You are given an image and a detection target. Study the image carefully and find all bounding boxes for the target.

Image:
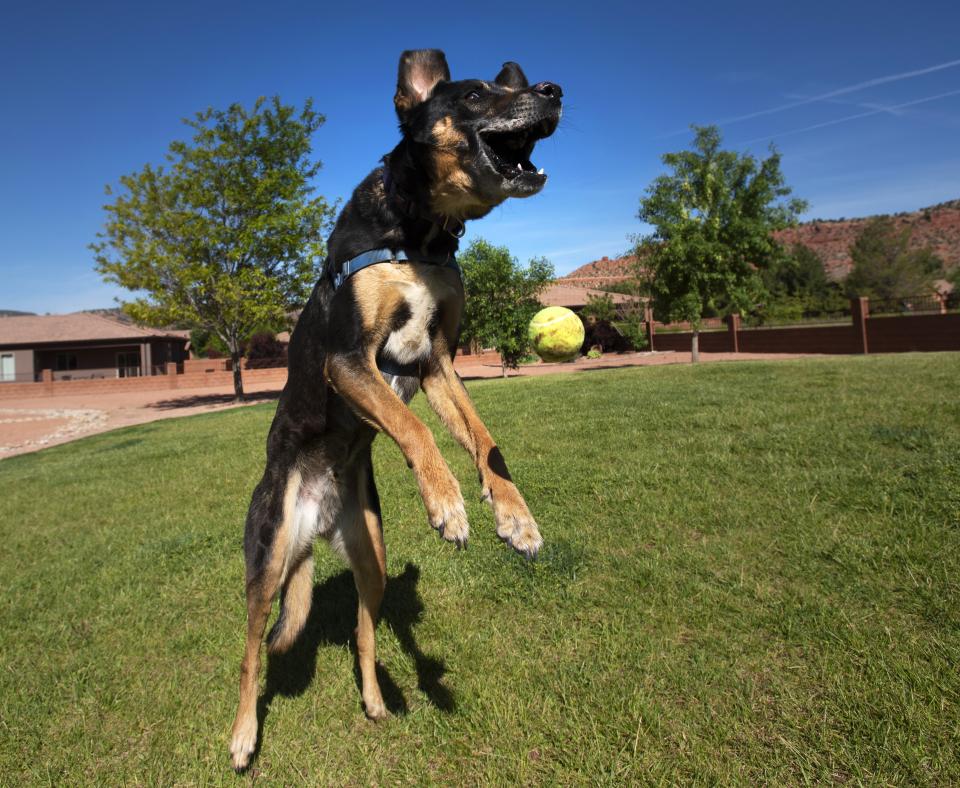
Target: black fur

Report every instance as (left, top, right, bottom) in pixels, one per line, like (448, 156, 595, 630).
(231, 49, 561, 771)
(243, 51, 561, 582)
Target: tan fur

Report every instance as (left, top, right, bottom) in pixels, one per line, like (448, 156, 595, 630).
(431, 116, 466, 149)
(428, 119, 485, 219)
(345, 464, 388, 719)
(230, 467, 301, 769)
(267, 553, 314, 654)
(421, 338, 542, 553)
(431, 150, 486, 219)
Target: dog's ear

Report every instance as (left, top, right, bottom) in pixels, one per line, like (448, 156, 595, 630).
(395, 49, 450, 118)
(494, 61, 529, 89)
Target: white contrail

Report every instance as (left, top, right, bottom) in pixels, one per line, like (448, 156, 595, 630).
(661, 57, 960, 136)
(737, 88, 960, 145)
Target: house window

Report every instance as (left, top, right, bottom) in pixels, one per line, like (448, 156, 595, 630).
(56, 353, 78, 371)
(116, 351, 141, 378)
(0, 353, 14, 382)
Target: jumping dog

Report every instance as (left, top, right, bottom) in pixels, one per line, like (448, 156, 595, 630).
(229, 49, 562, 770)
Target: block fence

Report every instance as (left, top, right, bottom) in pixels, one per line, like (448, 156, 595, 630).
(644, 298, 960, 355)
(0, 362, 287, 400)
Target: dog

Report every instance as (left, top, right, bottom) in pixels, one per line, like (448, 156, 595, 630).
(229, 49, 562, 770)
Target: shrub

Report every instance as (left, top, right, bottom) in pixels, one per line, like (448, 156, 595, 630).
(245, 332, 287, 367)
(581, 319, 634, 353)
(581, 293, 617, 322)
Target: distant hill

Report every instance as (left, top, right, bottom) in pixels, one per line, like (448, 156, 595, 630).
(561, 255, 637, 287)
(561, 199, 960, 286)
(80, 307, 138, 325)
(774, 199, 960, 280)
(0, 310, 36, 317)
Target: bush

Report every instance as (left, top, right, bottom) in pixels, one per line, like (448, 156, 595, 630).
(245, 332, 287, 367)
(581, 293, 617, 322)
(619, 318, 648, 351)
(581, 319, 634, 353)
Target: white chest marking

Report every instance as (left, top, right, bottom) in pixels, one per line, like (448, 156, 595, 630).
(383, 281, 437, 364)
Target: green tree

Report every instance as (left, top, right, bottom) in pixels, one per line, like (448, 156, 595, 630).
(92, 96, 336, 399)
(459, 239, 554, 377)
(844, 217, 943, 300)
(580, 292, 617, 322)
(636, 125, 807, 360)
(758, 243, 846, 321)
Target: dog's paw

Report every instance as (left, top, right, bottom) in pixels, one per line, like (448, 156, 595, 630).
(423, 471, 469, 548)
(429, 494, 469, 548)
(229, 715, 258, 771)
(494, 497, 542, 559)
(364, 695, 390, 721)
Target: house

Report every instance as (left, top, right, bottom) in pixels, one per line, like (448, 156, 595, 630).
(0, 313, 190, 383)
(539, 282, 641, 312)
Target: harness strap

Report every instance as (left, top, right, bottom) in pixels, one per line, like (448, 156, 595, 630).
(330, 247, 460, 290)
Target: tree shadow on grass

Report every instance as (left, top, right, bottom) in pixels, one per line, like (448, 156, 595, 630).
(249, 563, 453, 763)
(150, 389, 282, 410)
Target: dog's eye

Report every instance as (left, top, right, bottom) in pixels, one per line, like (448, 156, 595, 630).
(464, 90, 481, 101)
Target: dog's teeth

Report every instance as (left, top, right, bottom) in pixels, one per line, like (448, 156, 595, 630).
(537, 168, 545, 175)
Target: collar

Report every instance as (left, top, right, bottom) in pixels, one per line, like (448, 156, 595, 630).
(382, 167, 466, 239)
(330, 247, 460, 291)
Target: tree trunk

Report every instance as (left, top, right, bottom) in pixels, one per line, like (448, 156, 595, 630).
(501, 360, 508, 378)
(691, 330, 700, 363)
(231, 349, 245, 401)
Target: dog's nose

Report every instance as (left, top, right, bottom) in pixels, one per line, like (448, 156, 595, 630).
(532, 81, 562, 100)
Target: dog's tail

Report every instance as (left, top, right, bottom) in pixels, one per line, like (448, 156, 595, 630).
(267, 555, 314, 654)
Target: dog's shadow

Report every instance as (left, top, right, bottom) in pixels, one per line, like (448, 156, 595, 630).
(255, 562, 453, 741)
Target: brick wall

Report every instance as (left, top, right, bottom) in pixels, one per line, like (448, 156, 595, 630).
(0, 364, 287, 400)
(648, 308, 960, 356)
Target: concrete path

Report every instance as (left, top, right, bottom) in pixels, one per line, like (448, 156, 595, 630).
(0, 351, 811, 460)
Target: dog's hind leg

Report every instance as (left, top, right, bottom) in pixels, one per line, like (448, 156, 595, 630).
(338, 459, 388, 720)
(267, 551, 314, 655)
(230, 468, 301, 771)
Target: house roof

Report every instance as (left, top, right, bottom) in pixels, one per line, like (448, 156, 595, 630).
(0, 312, 191, 347)
(540, 283, 640, 309)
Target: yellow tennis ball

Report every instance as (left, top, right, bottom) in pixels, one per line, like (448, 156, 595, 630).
(528, 306, 585, 362)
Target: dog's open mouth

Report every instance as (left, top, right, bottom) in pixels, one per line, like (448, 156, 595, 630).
(479, 119, 554, 183)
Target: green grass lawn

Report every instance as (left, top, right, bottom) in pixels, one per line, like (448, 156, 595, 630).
(1, 354, 958, 784)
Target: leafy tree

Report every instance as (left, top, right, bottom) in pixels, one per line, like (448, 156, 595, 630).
(636, 125, 807, 360)
(189, 327, 229, 359)
(459, 238, 554, 377)
(758, 243, 846, 321)
(92, 96, 336, 399)
(844, 217, 943, 300)
(580, 292, 617, 322)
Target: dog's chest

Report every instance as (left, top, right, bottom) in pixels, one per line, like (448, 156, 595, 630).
(382, 280, 438, 366)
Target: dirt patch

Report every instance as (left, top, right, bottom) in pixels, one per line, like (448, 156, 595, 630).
(0, 408, 109, 454)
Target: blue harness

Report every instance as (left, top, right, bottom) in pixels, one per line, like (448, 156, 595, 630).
(329, 247, 460, 291)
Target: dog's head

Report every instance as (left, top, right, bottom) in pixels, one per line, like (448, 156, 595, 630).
(394, 49, 562, 220)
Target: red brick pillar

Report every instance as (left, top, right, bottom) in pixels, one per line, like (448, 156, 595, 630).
(851, 297, 869, 354)
(166, 362, 178, 388)
(644, 304, 655, 351)
(726, 314, 741, 353)
(42, 368, 54, 395)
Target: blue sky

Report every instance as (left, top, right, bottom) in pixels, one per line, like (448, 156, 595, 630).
(2, 0, 959, 313)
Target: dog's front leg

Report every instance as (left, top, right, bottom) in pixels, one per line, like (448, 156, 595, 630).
(326, 352, 469, 546)
(420, 348, 542, 558)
